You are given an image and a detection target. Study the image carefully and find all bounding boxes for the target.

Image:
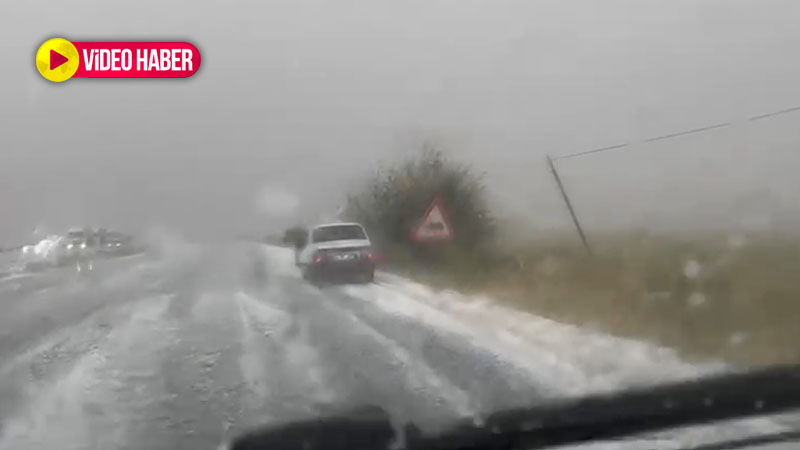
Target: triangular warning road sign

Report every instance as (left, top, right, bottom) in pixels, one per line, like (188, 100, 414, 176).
(412, 197, 453, 242)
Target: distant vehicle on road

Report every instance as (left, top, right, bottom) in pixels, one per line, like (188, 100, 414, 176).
(57, 228, 97, 263)
(97, 230, 136, 256)
(294, 222, 378, 283)
(55, 227, 139, 265)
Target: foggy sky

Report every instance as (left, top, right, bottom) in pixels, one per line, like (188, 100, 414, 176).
(2, 0, 800, 244)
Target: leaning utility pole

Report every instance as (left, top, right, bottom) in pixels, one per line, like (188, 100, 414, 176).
(546, 155, 591, 254)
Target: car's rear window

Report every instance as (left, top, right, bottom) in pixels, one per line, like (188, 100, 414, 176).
(312, 225, 366, 243)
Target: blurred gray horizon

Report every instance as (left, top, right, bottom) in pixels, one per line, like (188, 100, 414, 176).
(3, 0, 800, 245)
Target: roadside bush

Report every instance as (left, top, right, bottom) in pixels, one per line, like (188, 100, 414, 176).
(345, 146, 495, 266)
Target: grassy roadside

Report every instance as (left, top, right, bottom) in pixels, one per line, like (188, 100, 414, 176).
(382, 231, 800, 366)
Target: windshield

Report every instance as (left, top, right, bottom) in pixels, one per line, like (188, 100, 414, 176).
(4, 2, 800, 450)
(312, 225, 367, 243)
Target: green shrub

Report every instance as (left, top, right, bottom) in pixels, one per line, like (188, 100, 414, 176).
(345, 145, 495, 267)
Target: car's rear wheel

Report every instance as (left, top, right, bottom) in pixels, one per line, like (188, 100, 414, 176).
(360, 269, 375, 284)
(301, 265, 317, 282)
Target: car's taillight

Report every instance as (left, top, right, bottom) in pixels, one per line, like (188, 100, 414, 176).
(312, 252, 324, 264)
(366, 251, 379, 263)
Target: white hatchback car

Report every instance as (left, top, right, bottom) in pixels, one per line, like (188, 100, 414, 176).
(295, 222, 378, 283)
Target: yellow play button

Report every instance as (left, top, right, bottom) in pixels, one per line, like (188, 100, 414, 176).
(35, 38, 80, 82)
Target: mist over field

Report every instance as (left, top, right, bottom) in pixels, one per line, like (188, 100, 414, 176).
(3, 0, 800, 243)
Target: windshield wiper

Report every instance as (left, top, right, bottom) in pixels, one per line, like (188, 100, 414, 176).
(683, 430, 800, 450)
(230, 405, 394, 450)
(230, 365, 800, 450)
(412, 364, 800, 450)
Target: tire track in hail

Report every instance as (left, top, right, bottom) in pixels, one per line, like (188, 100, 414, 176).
(288, 280, 547, 417)
(0, 269, 174, 431)
(0, 294, 175, 450)
(332, 282, 574, 407)
(267, 278, 478, 435)
(234, 289, 339, 423)
(137, 290, 249, 450)
(0, 256, 166, 367)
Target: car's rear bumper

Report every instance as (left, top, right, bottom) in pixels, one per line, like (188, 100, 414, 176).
(307, 260, 374, 280)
